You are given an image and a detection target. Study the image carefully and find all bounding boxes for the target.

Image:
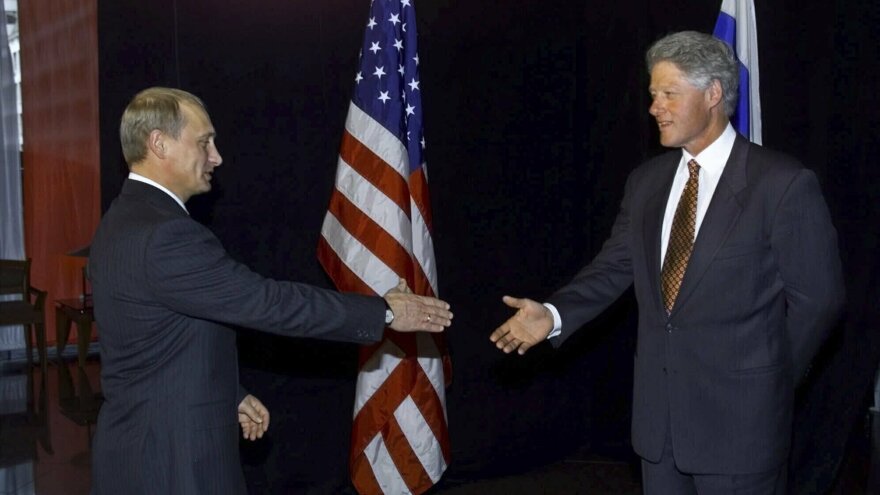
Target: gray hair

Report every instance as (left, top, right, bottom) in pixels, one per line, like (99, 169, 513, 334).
(646, 31, 739, 117)
(119, 87, 207, 166)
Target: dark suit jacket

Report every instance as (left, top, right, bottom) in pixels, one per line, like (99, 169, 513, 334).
(89, 180, 386, 494)
(546, 135, 845, 474)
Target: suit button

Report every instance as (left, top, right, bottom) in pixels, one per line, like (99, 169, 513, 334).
(665, 323, 673, 333)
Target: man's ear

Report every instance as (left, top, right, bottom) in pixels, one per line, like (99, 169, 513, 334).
(706, 79, 723, 108)
(147, 129, 167, 159)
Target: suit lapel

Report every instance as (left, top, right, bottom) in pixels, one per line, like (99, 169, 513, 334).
(670, 135, 751, 316)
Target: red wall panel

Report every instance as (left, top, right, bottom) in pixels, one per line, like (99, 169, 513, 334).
(19, 0, 100, 346)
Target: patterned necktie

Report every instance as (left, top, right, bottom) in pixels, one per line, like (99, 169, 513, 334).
(661, 159, 700, 314)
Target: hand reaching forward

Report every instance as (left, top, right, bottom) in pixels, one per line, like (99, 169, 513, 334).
(490, 296, 554, 355)
(238, 394, 270, 441)
(383, 279, 453, 333)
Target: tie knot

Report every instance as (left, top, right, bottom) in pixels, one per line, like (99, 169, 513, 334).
(687, 159, 700, 177)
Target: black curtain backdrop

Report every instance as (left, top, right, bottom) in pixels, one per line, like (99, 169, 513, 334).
(98, 1, 880, 493)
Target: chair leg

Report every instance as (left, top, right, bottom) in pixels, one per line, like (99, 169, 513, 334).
(35, 321, 48, 376)
(24, 324, 33, 368)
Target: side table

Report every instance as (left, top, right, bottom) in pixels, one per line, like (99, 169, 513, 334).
(55, 298, 94, 367)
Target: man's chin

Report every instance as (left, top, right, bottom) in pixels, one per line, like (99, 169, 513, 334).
(658, 135, 680, 149)
(192, 184, 212, 196)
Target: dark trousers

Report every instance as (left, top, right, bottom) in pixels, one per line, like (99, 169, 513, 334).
(641, 430, 787, 495)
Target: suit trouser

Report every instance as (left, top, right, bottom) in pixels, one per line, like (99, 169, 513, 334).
(641, 427, 787, 495)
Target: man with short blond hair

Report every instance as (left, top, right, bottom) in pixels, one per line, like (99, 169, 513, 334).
(90, 87, 453, 494)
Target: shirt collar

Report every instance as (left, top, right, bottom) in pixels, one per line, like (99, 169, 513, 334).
(128, 172, 189, 214)
(681, 123, 736, 175)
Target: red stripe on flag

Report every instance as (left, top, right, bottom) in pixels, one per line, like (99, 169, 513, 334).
(317, 236, 386, 368)
(316, 236, 375, 296)
(350, 453, 383, 495)
(412, 366, 452, 462)
(351, 356, 418, 455)
(384, 415, 434, 493)
(350, 353, 449, 459)
(409, 167, 433, 232)
(326, 191, 415, 285)
(351, 354, 433, 446)
(323, 186, 434, 301)
(349, 356, 448, 494)
(340, 131, 411, 219)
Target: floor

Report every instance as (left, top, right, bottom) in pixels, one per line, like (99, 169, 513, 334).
(0, 354, 873, 495)
(0, 357, 99, 495)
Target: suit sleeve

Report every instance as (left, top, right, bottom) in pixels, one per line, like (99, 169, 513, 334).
(143, 216, 386, 344)
(545, 173, 636, 345)
(771, 169, 845, 381)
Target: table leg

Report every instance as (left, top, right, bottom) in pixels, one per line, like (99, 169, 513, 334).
(35, 321, 48, 376)
(76, 320, 91, 367)
(56, 308, 71, 363)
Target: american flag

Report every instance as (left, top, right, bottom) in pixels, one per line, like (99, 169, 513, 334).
(713, 0, 762, 144)
(317, 1, 451, 493)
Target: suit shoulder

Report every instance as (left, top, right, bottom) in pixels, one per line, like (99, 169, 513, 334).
(746, 143, 807, 177)
(743, 144, 831, 204)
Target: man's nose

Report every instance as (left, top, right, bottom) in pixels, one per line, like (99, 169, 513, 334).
(210, 147, 223, 167)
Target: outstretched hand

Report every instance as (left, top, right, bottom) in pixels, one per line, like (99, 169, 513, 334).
(238, 394, 270, 441)
(489, 295, 554, 355)
(383, 279, 453, 333)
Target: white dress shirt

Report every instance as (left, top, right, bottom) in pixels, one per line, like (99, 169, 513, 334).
(546, 124, 737, 337)
(659, 124, 736, 264)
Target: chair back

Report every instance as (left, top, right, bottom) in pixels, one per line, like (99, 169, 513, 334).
(0, 259, 30, 297)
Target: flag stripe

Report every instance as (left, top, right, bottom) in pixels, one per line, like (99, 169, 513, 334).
(351, 346, 450, 467)
(352, 339, 405, 419)
(328, 190, 414, 282)
(410, 198, 437, 295)
(321, 198, 435, 308)
(317, 237, 376, 296)
(409, 167, 433, 231)
(335, 153, 412, 248)
(413, 339, 452, 461)
(340, 128, 411, 218)
(351, 456, 383, 495)
(345, 103, 408, 178)
(351, 336, 446, 424)
(355, 435, 405, 495)
(393, 398, 442, 487)
(320, 212, 395, 296)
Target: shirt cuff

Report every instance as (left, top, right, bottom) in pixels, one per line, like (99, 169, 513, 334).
(543, 303, 562, 339)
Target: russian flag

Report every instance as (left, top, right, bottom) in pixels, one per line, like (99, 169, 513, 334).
(713, 0, 762, 144)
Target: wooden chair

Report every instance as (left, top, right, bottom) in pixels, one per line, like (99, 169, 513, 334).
(0, 259, 48, 375)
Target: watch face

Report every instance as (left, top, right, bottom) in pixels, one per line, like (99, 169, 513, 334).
(385, 309, 394, 324)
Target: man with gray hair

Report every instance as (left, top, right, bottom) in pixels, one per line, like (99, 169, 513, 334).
(490, 31, 844, 494)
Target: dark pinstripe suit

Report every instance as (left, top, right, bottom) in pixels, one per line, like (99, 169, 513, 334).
(547, 135, 844, 475)
(89, 180, 385, 494)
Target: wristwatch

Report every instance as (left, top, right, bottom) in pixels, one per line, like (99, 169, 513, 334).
(384, 305, 395, 325)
